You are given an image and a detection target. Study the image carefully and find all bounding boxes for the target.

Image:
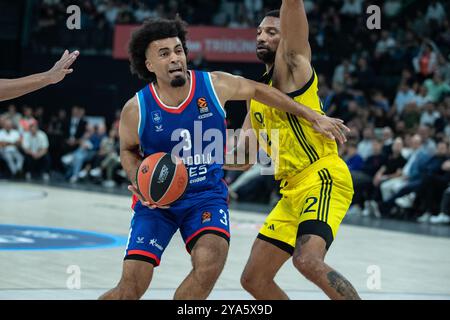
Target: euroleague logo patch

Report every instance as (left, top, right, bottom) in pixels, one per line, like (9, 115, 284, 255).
(141, 165, 149, 174)
(197, 97, 209, 114)
(201, 211, 212, 224)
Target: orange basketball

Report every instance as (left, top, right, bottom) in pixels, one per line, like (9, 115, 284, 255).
(136, 152, 188, 206)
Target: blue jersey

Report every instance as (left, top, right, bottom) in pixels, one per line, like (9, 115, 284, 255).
(136, 70, 227, 194)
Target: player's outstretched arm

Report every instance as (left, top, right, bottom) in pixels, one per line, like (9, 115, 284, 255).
(280, 0, 310, 59)
(0, 50, 79, 102)
(212, 71, 349, 144)
(277, 0, 312, 86)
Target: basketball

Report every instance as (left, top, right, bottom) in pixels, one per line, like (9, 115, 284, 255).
(136, 152, 188, 206)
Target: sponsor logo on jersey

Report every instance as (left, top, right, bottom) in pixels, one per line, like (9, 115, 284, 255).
(136, 236, 144, 244)
(197, 97, 209, 114)
(149, 238, 164, 251)
(151, 110, 162, 124)
(155, 124, 164, 132)
(201, 211, 212, 223)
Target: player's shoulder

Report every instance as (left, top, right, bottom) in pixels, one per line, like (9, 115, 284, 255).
(120, 95, 139, 122)
(123, 95, 139, 112)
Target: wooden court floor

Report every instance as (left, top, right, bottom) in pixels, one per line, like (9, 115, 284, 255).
(0, 182, 449, 300)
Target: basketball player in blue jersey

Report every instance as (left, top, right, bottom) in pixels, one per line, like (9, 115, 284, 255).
(0, 50, 79, 102)
(99, 17, 348, 300)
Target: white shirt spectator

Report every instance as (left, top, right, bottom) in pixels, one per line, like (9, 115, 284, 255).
(357, 139, 373, 161)
(394, 88, 416, 115)
(420, 110, 441, 127)
(135, 7, 156, 22)
(332, 61, 355, 87)
(22, 130, 49, 154)
(426, 1, 446, 24)
(411, 92, 432, 108)
(0, 128, 21, 152)
(376, 35, 396, 55)
(340, 0, 363, 16)
(244, 0, 263, 19)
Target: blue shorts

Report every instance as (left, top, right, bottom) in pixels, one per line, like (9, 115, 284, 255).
(124, 182, 230, 266)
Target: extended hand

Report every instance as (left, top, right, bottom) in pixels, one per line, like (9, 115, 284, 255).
(312, 115, 350, 144)
(127, 184, 170, 209)
(46, 50, 80, 84)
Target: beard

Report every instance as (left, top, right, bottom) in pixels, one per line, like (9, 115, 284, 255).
(170, 75, 187, 87)
(256, 49, 276, 64)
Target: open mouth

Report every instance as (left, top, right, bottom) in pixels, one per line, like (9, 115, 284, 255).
(169, 68, 183, 75)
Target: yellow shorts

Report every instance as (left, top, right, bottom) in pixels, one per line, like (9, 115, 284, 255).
(258, 154, 354, 254)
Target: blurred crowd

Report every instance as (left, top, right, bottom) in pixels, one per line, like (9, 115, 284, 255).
(4, 0, 448, 224)
(0, 104, 125, 188)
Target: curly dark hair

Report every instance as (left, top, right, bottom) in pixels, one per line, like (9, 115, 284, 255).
(128, 17, 189, 82)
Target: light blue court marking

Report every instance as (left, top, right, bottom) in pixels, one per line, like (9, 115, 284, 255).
(0, 224, 127, 251)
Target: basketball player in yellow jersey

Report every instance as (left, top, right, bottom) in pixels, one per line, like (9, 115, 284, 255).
(238, 1, 360, 299)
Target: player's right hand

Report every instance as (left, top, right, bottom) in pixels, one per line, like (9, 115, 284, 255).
(127, 184, 170, 209)
(46, 49, 80, 84)
(312, 115, 350, 144)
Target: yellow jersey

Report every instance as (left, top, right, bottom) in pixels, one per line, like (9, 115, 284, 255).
(250, 67, 338, 181)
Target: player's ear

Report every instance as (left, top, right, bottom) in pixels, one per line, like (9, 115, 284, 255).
(146, 59, 154, 73)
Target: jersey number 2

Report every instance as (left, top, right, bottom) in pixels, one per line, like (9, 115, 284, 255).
(303, 197, 318, 214)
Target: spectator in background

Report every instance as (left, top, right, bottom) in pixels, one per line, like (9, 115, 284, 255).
(332, 59, 355, 88)
(357, 127, 375, 161)
(425, 0, 446, 26)
(18, 106, 37, 134)
(352, 140, 386, 217)
(33, 107, 45, 128)
(436, 55, 450, 84)
(392, 83, 416, 117)
(375, 30, 396, 58)
(413, 42, 438, 80)
(134, 2, 156, 22)
(418, 125, 437, 154)
(383, 0, 402, 18)
(343, 141, 364, 215)
(420, 102, 441, 127)
(0, 118, 24, 177)
(370, 137, 407, 217)
(381, 126, 394, 155)
(64, 105, 87, 154)
(340, 0, 363, 16)
(89, 127, 121, 188)
(75, 124, 107, 182)
(371, 90, 390, 113)
(4, 104, 22, 128)
(380, 134, 431, 215)
(21, 121, 50, 181)
(430, 184, 450, 224)
(62, 124, 98, 183)
(423, 73, 450, 103)
(411, 85, 432, 108)
(47, 109, 68, 172)
(415, 143, 450, 222)
(352, 57, 375, 92)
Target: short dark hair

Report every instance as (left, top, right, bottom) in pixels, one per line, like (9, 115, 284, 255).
(265, 10, 280, 18)
(128, 17, 189, 82)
